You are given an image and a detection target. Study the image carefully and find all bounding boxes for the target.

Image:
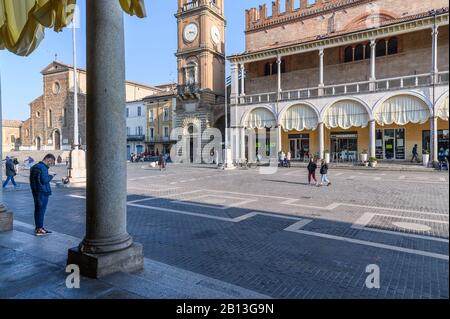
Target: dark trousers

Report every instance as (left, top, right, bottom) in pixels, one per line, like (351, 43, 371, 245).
(308, 171, 317, 183)
(2, 176, 17, 188)
(411, 154, 419, 162)
(33, 192, 49, 229)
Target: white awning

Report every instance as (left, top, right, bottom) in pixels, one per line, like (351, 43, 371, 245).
(281, 104, 318, 131)
(324, 100, 369, 129)
(375, 95, 430, 125)
(437, 96, 449, 121)
(245, 108, 276, 129)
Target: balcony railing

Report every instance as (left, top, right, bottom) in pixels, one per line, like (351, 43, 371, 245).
(182, 0, 199, 11)
(127, 135, 145, 142)
(177, 83, 200, 96)
(181, 0, 222, 14)
(237, 71, 449, 105)
(146, 137, 175, 144)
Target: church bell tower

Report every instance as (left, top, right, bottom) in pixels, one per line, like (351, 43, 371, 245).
(175, 0, 226, 145)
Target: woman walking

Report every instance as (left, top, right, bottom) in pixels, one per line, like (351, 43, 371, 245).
(319, 159, 331, 186)
(307, 157, 317, 185)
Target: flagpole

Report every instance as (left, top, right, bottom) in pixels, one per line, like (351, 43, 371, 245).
(72, 12, 79, 148)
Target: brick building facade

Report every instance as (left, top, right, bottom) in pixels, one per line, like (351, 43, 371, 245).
(20, 61, 163, 151)
(229, 0, 449, 164)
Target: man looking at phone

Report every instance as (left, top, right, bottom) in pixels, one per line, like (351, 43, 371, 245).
(30, 154, 57, 236)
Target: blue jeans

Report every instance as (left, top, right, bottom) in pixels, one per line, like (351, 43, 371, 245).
(321, 174, 330, 184)
(2, 176, 17, 188)
(33, 192, 49, 229)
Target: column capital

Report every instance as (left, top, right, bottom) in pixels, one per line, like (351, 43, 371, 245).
(230, 63, 239, 70)
(370, 39, 376, 47)
(318, 48, 324, 56)
(276, 56, 282, 64)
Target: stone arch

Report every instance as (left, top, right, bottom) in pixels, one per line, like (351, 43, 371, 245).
(278, 102, 320, 131)
(321, 97, 372, 129)
(240, 105, 276, 127)
(52, 129, 61, 151)
(373, 92, 432, 126)
(436, 91, 449, 121)
(35, 136, 42, 151)
(343, 10, 397, 32)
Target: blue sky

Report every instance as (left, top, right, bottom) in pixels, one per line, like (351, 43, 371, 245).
(0, 0, 300, 121)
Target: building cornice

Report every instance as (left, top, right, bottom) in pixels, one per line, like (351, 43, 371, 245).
(229, 11, 449, 64)
(176, 47, 225, 59)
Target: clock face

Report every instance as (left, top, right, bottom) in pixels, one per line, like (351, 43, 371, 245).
(183, 23, 198, 42)
(211, 25, 221, 44)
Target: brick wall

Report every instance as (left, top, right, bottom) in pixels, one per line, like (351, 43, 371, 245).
(245, 28, 449, 95)
(245, 0, 449, 52)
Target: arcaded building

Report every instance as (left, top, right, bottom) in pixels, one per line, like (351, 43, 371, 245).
(229, 0, 449, 163)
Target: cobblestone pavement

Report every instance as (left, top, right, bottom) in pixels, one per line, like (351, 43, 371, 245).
(3, 163, 449, 298)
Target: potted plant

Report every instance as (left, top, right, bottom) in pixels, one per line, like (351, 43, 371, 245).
(422, 150, 430, 167)
(360, 149, 368, 163)
(369, 157, 378, 167)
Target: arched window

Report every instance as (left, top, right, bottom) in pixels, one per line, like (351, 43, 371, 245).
(271, 62, 278, 76)
(376, 40, 386, 57)
(387, 37, 398, 55)
(354, 44, 364, 61)
(47, 109, 52, 127)
(280, 59, 286, 74)
(185, 62, 197, 85)
(11, 135, 15, 144)
(264, 63, 271, 76)
(344, 46, 353, 62)
(365, 43, 371, 59)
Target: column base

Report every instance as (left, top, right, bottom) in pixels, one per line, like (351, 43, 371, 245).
(0, 204, 13, 232)
(67, 243, 144, 278)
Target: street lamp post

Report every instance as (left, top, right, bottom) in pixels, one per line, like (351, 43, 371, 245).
(65, 10, 87, 187)
(222, 19, 235, 170)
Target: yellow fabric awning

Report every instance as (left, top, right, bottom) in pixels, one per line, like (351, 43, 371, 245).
(0, 0, 146, 56)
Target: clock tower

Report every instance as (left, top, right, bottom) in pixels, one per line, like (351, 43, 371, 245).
(175, 0, 226, 162)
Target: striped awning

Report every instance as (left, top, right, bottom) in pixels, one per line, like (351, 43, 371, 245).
(0, 0, 146, 56)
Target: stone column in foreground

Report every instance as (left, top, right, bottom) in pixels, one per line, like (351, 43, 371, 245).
(318, 122, 325, 160)
(369, 120, 376, 159)
(67, 0, 143, 278)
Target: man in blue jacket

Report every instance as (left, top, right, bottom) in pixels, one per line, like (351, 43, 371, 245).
(30, 154, 56, 236)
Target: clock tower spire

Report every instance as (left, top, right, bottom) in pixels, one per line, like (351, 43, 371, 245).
(176, 0, 225, 93)
(175, 0, 227, 163)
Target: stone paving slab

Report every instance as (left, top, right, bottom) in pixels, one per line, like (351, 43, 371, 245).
(2, 165, 448, 299)
(0, 221, 269, 299)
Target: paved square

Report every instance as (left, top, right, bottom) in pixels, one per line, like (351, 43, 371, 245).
(2, 163, 449, 298)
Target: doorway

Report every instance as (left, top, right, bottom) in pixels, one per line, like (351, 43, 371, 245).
(188, 125, 194, 163)
(330, 132, 358, 161)
(288, 134, 310, 160)
(376, 128, 405, 160)
(54, 131, 61, 150)
(36, 137, 41, 151)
